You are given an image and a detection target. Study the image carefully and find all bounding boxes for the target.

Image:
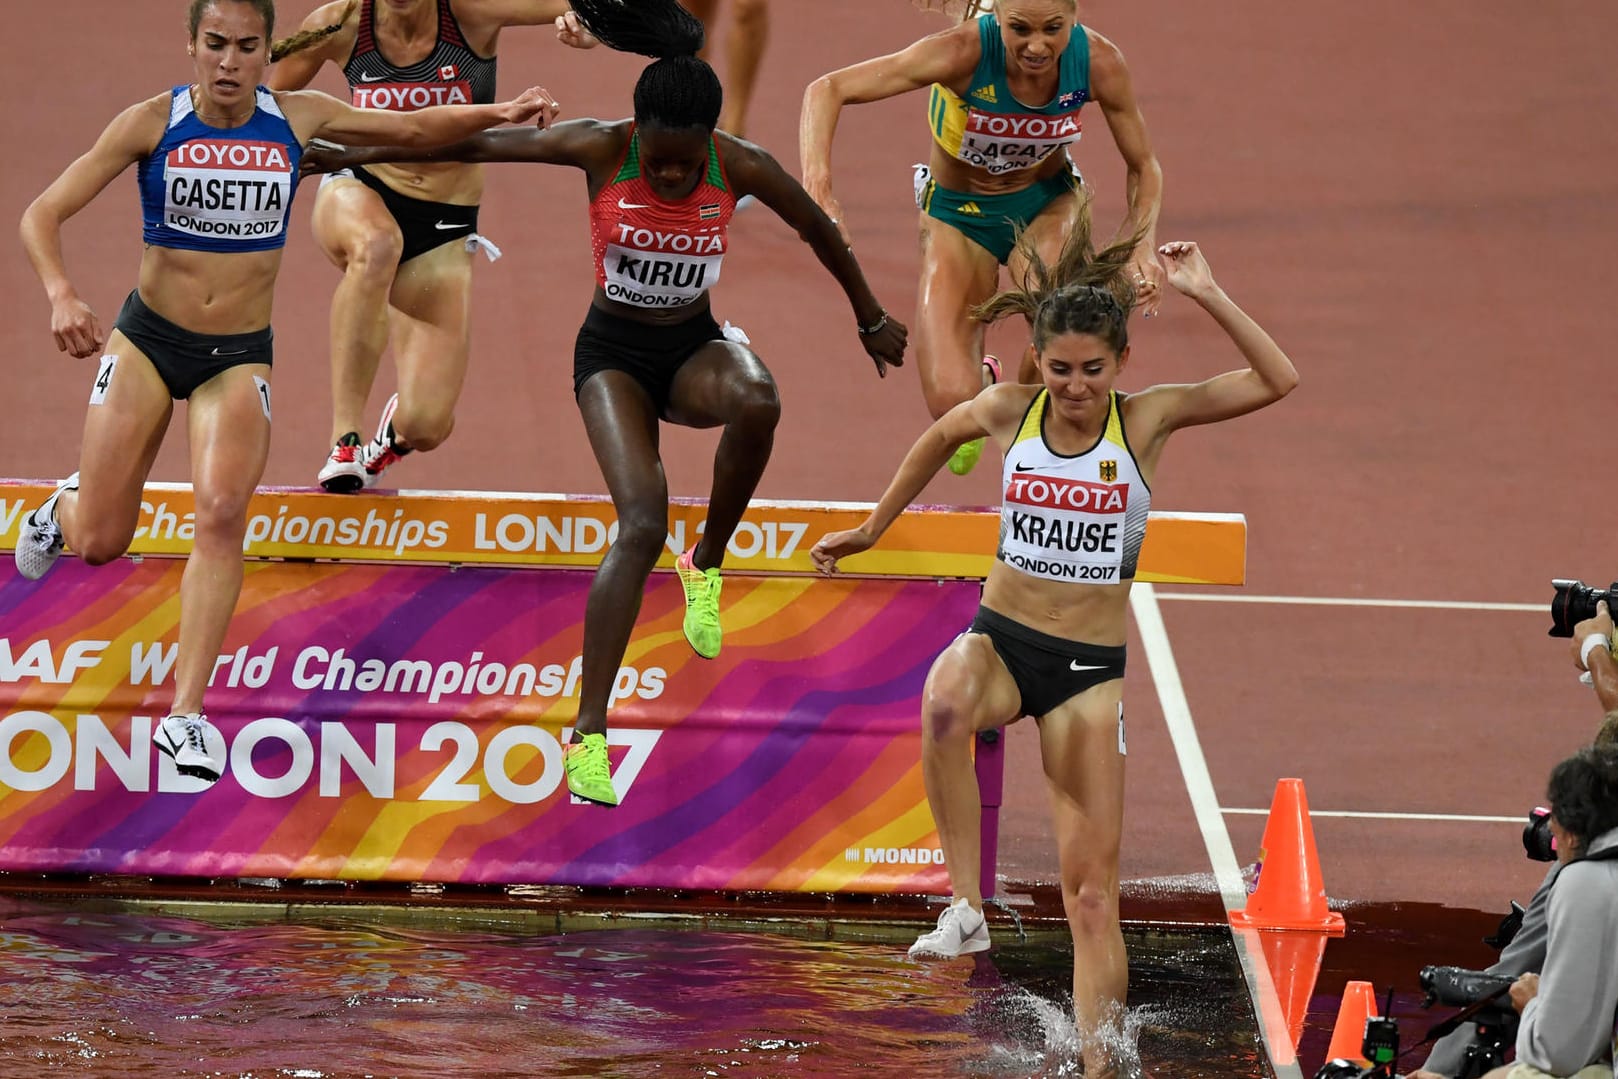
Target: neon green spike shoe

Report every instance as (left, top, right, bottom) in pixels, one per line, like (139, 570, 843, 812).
(564, 732, 618, 807)
(947, 437, 986, 476)
(675, 546, 724, 659)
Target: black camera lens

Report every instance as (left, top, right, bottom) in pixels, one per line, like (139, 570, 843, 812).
(1523, 807, 1557, 862)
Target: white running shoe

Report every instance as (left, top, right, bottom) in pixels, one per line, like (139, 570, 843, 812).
(361, 393, 410, 489)
(317, 432, 366, 493)
(13, 473, 78, 581)
(153, 712, 226, 784)
(908, 897, 990, 960)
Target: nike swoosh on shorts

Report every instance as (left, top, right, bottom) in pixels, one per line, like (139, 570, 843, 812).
(1070, 661, 1106, 672)
(211, 347, 249, 357)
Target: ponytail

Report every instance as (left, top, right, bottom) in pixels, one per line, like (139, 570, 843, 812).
(972, 195, 1143, 355)
(570, 0, 722, 130)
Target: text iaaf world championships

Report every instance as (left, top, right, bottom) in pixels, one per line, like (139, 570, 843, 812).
(0, 637, 668, 706)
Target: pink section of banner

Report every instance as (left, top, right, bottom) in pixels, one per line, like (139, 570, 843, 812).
(0, 558, 977, 893)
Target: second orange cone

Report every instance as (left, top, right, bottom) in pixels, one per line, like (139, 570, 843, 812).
(1230, 777, 1346, 932)
(1324, 980, 1380, 1063)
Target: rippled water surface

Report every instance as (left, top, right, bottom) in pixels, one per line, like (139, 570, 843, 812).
(0, 900, 1264, 1077)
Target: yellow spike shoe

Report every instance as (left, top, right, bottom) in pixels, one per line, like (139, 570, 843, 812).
(564, 732, 618, 807)
(675, 546, 724, 659)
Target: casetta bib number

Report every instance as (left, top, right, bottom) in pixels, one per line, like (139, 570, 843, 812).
(163, 139, 293, 240)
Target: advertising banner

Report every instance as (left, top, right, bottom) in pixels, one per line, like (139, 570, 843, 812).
(0, 483, 1247, 584)
(0, 559, 974, 893)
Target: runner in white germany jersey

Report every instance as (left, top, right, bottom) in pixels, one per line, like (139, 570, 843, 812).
(997, 388, 1150, 585)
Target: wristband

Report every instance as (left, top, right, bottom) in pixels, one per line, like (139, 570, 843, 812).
(1580, 632, 1610, 671)
(858, 313, 889, 337)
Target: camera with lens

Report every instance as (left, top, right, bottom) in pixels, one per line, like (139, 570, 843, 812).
(1415, 965, 1518, 1078)
(1523, 806, 1558, 862)
(1549, 578, 1618, 638)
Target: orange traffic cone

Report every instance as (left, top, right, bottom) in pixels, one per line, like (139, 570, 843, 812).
(1258, 929, 1329, 1049)
(1230, 777, 1346, 932)
(1324, 980, 1380, 1064)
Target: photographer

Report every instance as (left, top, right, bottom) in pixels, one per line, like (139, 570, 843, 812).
(1442, 746, 1618, 1079)
(1409, 604, 1618, 1079)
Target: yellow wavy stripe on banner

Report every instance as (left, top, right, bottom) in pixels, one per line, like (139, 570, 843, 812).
(793, 799, 943, 892)
(750, 738, 934, 889)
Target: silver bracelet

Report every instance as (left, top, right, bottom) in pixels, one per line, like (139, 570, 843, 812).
(858, 313, 889, 336)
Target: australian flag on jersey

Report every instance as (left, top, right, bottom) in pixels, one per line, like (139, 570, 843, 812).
(1057, 89, 1087, 109)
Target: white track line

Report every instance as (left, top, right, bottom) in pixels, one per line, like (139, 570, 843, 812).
(1155, 592, 1543, 612)
(1130, 583, 1304, 1079)
(1223, 808, 1522, 823)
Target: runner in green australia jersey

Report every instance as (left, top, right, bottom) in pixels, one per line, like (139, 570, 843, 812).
(801, 0, 1162, 476)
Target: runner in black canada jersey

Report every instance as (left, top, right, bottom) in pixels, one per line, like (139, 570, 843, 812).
(810, 205, 1298, 1078)
(302, 0, 907, 809)
(270, 0, 593, 492)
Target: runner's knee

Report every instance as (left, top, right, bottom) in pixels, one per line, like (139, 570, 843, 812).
(394, 404, 454, 451)
(191, 487, 253, 550)
(611, 497, 671, 564)
(342, 226, 403, 280)
(76, 530, 133, 567)
(1060, 875, 1119, 936)
(727, 370, 780, 430)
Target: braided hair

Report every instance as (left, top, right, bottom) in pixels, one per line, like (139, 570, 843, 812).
(569, 0, 722, 131)
(972, 195, 1143, 356)
(271, 0, 358, 62)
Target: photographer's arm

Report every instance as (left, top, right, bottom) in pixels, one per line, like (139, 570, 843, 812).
(1572, 602, 1618, 714)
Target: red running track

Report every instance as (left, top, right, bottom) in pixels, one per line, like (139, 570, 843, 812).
(3, 2, 1617, 927)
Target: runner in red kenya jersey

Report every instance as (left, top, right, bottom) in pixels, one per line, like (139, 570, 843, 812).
(303, 0, 907, 806)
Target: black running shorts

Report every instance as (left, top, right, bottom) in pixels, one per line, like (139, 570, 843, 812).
(347, 165, 478, 264)
(572, 304, 727, 417)
(967, 605, 1126, 718)
(112, 290, 273, 400)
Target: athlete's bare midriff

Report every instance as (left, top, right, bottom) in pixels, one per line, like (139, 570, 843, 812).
(980, 561, 1131, 646)
(926, 141, 1075, 199)
(135, 246, 281, 334)
(358, 158, 485, 206)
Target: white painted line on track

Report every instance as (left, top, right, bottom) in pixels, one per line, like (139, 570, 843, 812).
(1222, 808, 1522, 823)
(1155, 592, 1542, 612)
(1130, 583, 1304, 1079)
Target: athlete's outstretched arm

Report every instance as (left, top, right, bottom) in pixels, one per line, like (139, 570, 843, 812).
(810, 386, 1029, 573)
(19, 96, 165, 358)
(1088, 30, 1165, 314)
(298, 118, 611, 177)
(279, 85, 559, 150)
(798, 23, 977, 239)
(1129, 242, 1299, 438)
(725, 139, 907, 376)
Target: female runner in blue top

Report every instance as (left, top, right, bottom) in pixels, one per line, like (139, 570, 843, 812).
(800, 0, 1163, 477)
(811, 206, 1298, 1078)
(15, 0, 554, 786)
